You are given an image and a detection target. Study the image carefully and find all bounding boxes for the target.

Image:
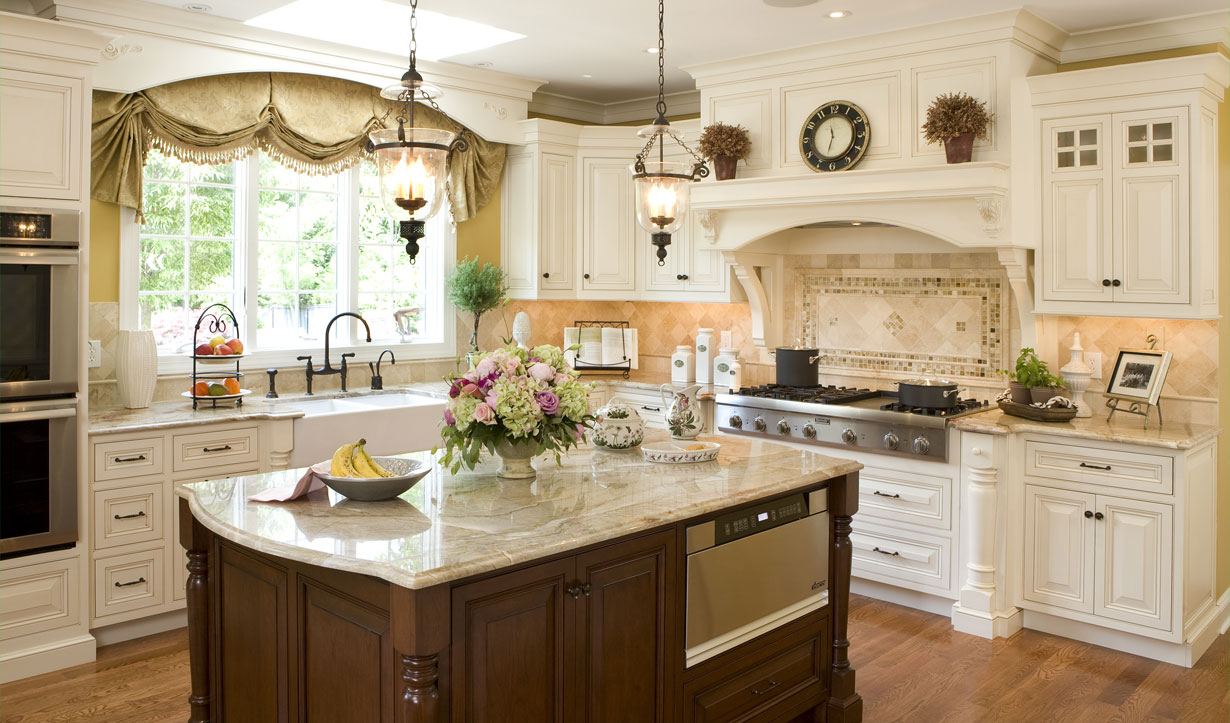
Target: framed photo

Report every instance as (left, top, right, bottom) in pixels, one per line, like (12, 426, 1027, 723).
(1105, 348, 1172, 406)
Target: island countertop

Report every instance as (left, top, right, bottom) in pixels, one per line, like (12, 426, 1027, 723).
(176, 432, 861, 590)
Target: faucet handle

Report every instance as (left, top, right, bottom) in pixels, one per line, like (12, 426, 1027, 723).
(341, 352, 356, 362)
(297, 355, 312, 363)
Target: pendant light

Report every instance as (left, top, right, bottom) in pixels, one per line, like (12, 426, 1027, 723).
(367, 0, 468, 263)
(631, 0, 708, 266)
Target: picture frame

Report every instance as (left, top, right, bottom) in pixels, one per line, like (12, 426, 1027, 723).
(1105, 348, 1172, 406)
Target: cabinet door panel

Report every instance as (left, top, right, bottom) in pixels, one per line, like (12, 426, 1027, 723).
(0, 68, 80, 199)
(216, 542, 289, 722)
(452, 558, 574, 723)
(1116, 175, 1187, 303)
(501, 152, 537, 295)
(1023, 486, 1094, 614)
(583, 159, 637, 291)
(1095, 496, 1172, 631)
(540, 153, 576, 290)
(1041, 117, 1112, 302)
(299, 580, 390, 722)
(576, 531, 674, 723)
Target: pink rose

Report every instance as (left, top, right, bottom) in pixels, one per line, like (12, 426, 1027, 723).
(535, 390, 559, 415)
(473, 402, 496, 425)
(553, 372, 571, 386)
(485, 391, 499, 407)
(475, 358, 497, 379)
(528, 362, 555, 383)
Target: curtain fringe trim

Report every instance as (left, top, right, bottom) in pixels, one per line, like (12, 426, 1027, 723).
(148, 132, 374, 176)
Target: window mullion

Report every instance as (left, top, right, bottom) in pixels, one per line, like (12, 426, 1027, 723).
(342, 166, 359, 345)
(244, 153, 260, 349)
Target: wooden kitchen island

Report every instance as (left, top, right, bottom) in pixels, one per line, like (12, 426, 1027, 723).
(176, 433, 862, 722)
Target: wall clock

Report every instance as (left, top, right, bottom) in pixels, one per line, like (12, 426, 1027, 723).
(799, 101, 870, 172)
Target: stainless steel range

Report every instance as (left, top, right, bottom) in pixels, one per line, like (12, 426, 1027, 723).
(715, 384, 989, 462)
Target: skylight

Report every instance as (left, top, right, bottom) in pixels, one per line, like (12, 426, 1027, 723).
(245, 0, 524, 61)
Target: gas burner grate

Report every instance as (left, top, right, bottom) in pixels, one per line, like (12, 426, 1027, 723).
(879, 399, 990, 416)
(737, 384, 880, 405)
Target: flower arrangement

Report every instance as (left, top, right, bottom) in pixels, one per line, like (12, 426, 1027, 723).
(436, 343, 594, 473)
(921, 92, 992, 145)
(697, 122, 752, 161)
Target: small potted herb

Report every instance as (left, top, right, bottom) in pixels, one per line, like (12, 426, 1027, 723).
(698, 122, 752, 180)
(921, 92, 991, 164)
(446, 257, 508, 353)
(1002, 348, 1068, 404)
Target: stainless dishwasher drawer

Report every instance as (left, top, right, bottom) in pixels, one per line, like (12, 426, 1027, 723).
(685, 511, 829, 666)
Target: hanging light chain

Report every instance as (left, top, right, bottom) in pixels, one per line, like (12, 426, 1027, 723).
(656, 0, 666, 119)
(408, 0, 418, 71)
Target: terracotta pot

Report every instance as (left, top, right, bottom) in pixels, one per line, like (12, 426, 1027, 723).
(943, 132, 975, 163)
(1008, 382, 1032, 404)
(712, 154, 738, 180)
(1030, 386, 1069, 405)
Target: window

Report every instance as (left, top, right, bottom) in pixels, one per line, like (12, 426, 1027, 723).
(131, 150, 453, 366)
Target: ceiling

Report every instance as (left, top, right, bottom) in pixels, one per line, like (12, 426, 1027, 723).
(127, 0, 1229, 103)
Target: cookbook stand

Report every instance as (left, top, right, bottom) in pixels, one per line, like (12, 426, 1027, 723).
(189, 303, 244, 409)
(572, 320, 631, 379)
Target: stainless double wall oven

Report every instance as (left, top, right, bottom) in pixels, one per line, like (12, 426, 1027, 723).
(1, 206, 81, 558)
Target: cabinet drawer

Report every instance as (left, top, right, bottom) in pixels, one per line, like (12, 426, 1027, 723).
(95, 548, 165, 619)
(94, 484, 164, 550)
(94, 436, 164, 482)
(0, 558, 78, 640)
(609, 392, 668, 430)
(685, 616, 828, 723)
(1025, 440, 1172, 495)
(851, 525, 951, 595)
(858, 466, 951, 531)
(172, 426, 258, 472)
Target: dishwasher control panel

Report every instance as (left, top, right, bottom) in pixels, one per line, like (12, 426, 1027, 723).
(713, 493, 808, 546)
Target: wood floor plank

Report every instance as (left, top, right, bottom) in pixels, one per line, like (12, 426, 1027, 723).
(0, 595, 1224, 722)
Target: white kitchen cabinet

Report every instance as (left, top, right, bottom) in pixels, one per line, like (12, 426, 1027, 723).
(501, 146, 576, 298)
(0, 67, 82, 200)
(581, 157, 638, 292)
(1030, 54, 1226, 319)
(642, 213, 728, 295)
(1023, 485, 1094, 614)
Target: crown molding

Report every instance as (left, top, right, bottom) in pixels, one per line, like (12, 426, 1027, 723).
(0, 10, 112, 63)
(1059, 11, 1230, 64)
(529, 89, 700, 126)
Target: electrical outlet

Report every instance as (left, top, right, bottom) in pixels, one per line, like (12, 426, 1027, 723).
(87, 340, 101, 368)
(1085, 351, 1103, 380)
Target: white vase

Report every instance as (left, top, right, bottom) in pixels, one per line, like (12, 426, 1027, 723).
(115, 330, 157, 409)
(495, 439, 539, 479)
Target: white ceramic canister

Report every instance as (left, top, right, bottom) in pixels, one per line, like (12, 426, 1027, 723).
(591, 401, 645, 449)
(713, 348, 739, 390)
(670, 345, 695, 384)
(116, 329, 158, 409)
(695, 328, 714, 384)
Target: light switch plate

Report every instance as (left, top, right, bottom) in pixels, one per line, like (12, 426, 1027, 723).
(87, 340, 101, 368)
(1085, 352, 1103, 379)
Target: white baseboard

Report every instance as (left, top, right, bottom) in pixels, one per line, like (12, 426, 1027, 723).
(1024, 604, 1226, 668)
(851, 578, 954, 617)
(952, 603, 1024, 640)
(92, 609, 187, 647)
(0, 634, 96, 684)
(1219, 589, 1230, 636)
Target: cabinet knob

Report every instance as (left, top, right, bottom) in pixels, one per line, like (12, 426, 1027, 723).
(566, 584, 581, 599)
(1094, 512, 1104, 520)
(681, 274, 689, 280)
(583, 273, 590, 279)
(1084, 510, 1093, 519)
(1112, 279, 1121, 287)
(1102, 279, 1111, 287)
(542, 272, 550, 279)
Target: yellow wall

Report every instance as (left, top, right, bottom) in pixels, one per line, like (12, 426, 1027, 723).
(89, 199, 121, 303)
(455, 177, 501, 265)
(1059, 45, 1230, 595)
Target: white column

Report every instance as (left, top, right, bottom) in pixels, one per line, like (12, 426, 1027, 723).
(952, 431, 1023, 638)
(265, 418, 295, 471)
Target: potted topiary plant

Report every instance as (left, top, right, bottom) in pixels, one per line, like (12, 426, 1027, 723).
(446, 257, 508, 353)
(921, 92, 991, 164)
(698, 122, 752, 180)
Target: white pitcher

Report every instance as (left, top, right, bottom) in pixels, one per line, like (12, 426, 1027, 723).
(660, 384, 703, 440)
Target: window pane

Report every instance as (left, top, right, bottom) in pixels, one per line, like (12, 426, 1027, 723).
(259, 189, 298, 240)
(257, 292, 298, 346)
(1152, 122, 1172, 141)
(1127, 125, 1147, 142)
(298, 293, 337, 340)
(1079, 149, 1097, 166)
(297, 243, 337, 291)
(139, 294, 188, 350)
(1128, 146, 1147, 164)
(299, 172, 336, 193)
(189, 295, 238, 343)
(1079, 128, 1097, 146)
(298, 192, 337, 241)
(1152, 144, 1172, 162)
(1056, 151, 1074, 168)
(187, 240, 235, 290)
(359, 244, 393, 287)
(259, 154, 298, 189)
(143, 183, 186, 235)
(359, 292, 421, 339)
(145, 150, 186, 181)
(258, 242, 295, 291)
(1056, 131, 1074, 148)
(193, 162, 235, 185)
(140, 238, 185, 291)
(361, 198, 395, 240)
(360, 161, 381, 196)
(190, 186, 235, 237)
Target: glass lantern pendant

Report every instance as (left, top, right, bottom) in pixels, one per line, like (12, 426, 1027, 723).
(630, 0, 708, 266)
(367, 0, 468, 264)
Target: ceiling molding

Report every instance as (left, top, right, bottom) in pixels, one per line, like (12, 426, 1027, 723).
(1059, 11, 1230, 64)
(529, 89, 700, 126)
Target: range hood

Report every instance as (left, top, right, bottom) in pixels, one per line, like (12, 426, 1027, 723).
(688, 162, 1034, 348)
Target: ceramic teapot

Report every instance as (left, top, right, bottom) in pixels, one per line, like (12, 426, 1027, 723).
(592, 401, 645, 450)
(660, 384, 703, 440)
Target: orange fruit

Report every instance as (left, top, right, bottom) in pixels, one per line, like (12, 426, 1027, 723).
(193, 381, 210, 397)
(223, 378, 240, 395)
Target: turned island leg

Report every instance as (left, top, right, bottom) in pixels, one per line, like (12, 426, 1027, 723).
(828, 472, 862, 723)
(392, 586, 450, 723)
(179, 497, 213, 723)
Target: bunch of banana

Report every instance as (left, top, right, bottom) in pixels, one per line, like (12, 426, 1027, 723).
(329, 439, 393, 479)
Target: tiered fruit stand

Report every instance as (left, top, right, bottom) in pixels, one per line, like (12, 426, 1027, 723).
(184, 302, 249, 409)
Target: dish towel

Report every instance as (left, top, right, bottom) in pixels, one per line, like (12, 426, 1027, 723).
(248, 465, 325, 502)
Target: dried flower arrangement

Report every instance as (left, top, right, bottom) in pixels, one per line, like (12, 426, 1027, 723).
(698, 122, 752, 160)
(921, 92, 992, 144)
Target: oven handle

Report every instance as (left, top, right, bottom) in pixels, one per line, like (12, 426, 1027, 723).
(0, 248, 80, 266)
(0, 407, 76, 423)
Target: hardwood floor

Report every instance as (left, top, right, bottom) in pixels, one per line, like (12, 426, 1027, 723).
(2, 594, 1225, 722)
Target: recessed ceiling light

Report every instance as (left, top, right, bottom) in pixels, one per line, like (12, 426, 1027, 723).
(246, 0, 525, 61)
(582, 74, 593, 79)
(850, 221, 862, 226)
(762, 0, 818, 6)
(183, 2, 212, 11)
(473, 61, 493, 68)
(827, 9, 852, 18)
(647, 47, 660, 53)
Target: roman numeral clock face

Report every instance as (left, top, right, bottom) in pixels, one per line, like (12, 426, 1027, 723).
(799, 101, 870, 172)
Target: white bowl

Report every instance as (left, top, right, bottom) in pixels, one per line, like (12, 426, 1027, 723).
(309, 457, 430, 501)
(641, 441, 720, 464)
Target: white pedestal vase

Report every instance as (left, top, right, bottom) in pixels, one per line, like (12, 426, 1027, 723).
(115, 330, 157, 409)
(495, 439, 538, 480)
(1059, 333, 1094, 418)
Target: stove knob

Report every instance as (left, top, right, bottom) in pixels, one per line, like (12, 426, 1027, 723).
(912, 436, 931, 455)
(753, 417, 767, 432)
(727, 414, 743, 429)
(841, 428, 857, 445)
(777, 419, 791, 435)
(883, 432, 900, 450)
(802, 423, 817, 439)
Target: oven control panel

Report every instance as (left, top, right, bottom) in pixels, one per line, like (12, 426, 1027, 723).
(713, 493, 809, 546)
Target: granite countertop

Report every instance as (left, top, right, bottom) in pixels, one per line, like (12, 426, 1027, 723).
(176, 432, 861, 590)
(950, 409, 1221, 450)
(88, 399, 306, 435)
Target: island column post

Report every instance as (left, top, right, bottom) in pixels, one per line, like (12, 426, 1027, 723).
(179, 496, 213, 723)
(392, 584, 451, 722)
(828, 471, 863, 722)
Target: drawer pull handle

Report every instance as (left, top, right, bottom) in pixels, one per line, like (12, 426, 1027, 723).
(113, 455, 147, 463)
(872, 546, 900, 557)
(872, 490, 901, 499)
(114, 577, 146, 588)
(641, 406, 661, 412)
(1079, 462, 1111, 471)
(113, 510, 147, 520)
(751, 679, 779, 696)
(202, 445, 233, 453)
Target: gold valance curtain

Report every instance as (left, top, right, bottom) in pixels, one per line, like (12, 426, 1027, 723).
(91, 72, 504, 222)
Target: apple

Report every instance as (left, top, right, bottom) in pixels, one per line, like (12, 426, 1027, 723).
(215, 344, 234, 356)
(225, 338, 244, 355)
(209, 334, 226, 348)
(194, 343, 214, 356)
(208, 383, 228, 396)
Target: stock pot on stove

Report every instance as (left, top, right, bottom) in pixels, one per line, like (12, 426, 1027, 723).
(895, 375, 967, 409)
(772, 341, 824, 387)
